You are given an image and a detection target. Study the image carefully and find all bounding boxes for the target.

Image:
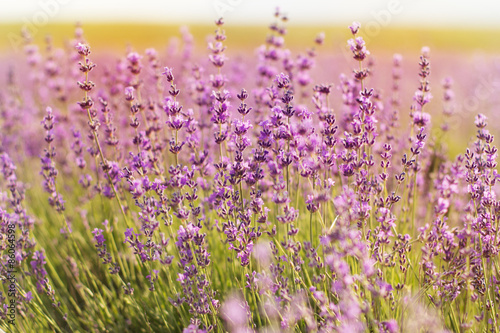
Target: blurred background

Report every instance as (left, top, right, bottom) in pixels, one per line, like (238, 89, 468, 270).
(1, 0, 500, 155)
(1, 0, 500, 52)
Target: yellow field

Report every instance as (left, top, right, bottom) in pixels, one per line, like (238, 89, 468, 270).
(1, 23, 500, 54)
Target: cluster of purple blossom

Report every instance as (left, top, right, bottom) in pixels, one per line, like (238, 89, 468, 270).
(1, 11, 500, 333)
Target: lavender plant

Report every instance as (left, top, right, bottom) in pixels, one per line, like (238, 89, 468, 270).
(0, 13, 499, 333)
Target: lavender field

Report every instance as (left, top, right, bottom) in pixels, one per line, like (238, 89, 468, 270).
(1, 9, 500, 333)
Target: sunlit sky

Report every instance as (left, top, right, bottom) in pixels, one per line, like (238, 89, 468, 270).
(1, 0, 500, 28)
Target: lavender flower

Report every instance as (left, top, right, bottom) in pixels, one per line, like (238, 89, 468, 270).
(0, 11, 498, 333)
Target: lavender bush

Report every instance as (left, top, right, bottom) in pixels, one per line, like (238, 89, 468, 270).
(1, 11, 500, 333)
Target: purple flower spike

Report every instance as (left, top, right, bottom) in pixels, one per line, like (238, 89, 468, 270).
(349, 21, 360, 35)
(124, 86, 135, 101)
(275, 73, 290, 89)
(75, 43, 90, 56)
(162, 67, 174, 82)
